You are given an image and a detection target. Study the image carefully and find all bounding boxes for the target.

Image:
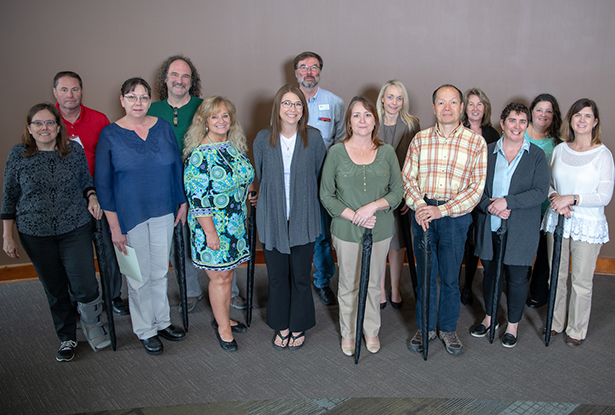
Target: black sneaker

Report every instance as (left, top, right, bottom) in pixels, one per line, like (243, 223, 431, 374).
(56, 340, 77, 362)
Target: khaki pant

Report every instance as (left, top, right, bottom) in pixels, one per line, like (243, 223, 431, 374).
(547, 234, 602, 340)
(332, 235, 392, 339)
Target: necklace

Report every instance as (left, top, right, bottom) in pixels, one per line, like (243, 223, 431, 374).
(281, 137, 292, 155)
(350, 139, 372, 156)
(280, 133, 296, 155)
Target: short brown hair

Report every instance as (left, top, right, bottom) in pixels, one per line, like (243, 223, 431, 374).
(53, 71, 82, 89)
(500, 102, 530, 123)
(293, 51, 323, 70)
(120, 77, 151, 97)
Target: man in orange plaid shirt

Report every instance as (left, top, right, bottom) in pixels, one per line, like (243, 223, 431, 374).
(402, 84, 487, 357)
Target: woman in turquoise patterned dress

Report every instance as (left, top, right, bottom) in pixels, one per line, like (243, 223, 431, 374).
(183, 96, 256, 352)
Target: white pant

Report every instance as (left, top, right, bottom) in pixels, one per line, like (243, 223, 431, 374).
(126, 214, 174, 340)
(547, 234, 602, 340)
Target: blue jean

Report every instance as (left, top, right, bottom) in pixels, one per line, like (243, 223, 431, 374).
(19, 223, 100, 342)
(312, 203, 336, 288)
(412, 212, 471, 332)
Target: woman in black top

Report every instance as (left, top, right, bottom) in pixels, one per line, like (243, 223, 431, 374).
(459, 88, 500, 304)
(2, 103, 110, 362)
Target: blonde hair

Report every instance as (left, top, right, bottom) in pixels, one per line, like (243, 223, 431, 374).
(376, 80, 420, 132)
(183, 96, 247, 161)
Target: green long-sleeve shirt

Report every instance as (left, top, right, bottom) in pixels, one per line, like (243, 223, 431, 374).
(320, 142, 404, 243)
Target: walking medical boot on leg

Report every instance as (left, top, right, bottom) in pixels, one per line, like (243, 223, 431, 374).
(78, 295, 111, 351)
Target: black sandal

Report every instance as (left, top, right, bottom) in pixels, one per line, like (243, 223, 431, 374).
(289, 331, 305, 350)
(272, 331, 290, 350)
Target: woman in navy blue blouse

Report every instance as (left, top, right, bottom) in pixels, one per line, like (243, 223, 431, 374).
(95, 78, 187, 356)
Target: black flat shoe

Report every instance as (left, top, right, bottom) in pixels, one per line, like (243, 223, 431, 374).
(391, 298, 403, 309)
(157, 325, 185, 341)
(527, 298, 546, 308)
(501, 333, 518, 348)
(380, 302, 387, 310)
(471, 322, 499, 338)
(460, 288, 474, 306)
(211, 319, 247, 334)
(142, 336, 163, 355)
(215, 328, 237, 352)
(314, 286, 336, 305)
(112, 297, 129, 315)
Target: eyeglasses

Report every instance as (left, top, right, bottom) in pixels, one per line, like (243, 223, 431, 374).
(172, 106, 179, 127)
(123, 95, 151, 103)
(281, 101, 303, 110)
(298, 64, 320, 73)
(30, 120, 57, 128)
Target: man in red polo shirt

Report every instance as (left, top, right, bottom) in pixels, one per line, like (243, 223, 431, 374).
(53, 71, 128, 315)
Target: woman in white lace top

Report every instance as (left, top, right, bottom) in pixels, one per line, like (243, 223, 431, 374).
(542, 98, 614, 347)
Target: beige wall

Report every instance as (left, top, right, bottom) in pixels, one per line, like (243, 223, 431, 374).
(2, 0, 615, 266)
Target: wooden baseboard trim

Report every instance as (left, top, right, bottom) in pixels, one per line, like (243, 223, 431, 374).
(3, 251, 615, 284)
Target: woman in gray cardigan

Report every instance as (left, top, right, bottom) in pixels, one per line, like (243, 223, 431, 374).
(253, 85, 326, 350)
(472, 103, 550, 348)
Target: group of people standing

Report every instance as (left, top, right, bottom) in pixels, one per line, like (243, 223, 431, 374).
(2, 51, 612, 362)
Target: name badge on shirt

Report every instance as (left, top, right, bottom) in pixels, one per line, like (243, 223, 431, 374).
(319, 104, 330, 111)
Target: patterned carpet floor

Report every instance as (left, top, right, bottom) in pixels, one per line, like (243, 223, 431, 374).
(2, 266, 615, 415)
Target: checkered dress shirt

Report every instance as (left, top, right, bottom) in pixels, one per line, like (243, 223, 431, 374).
(402, 123, 487, 217)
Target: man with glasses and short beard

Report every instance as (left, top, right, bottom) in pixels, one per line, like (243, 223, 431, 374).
(148, 55, 247, 313)
(293, 51, 345, 306)
(53, 71, 129, 316)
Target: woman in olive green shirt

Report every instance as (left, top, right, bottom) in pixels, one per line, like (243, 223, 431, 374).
(320, 96, 404, 357)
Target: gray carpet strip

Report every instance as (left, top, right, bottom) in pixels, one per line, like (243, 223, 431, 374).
(2, 266, 615, 415)
(75, 398, 615, 414)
